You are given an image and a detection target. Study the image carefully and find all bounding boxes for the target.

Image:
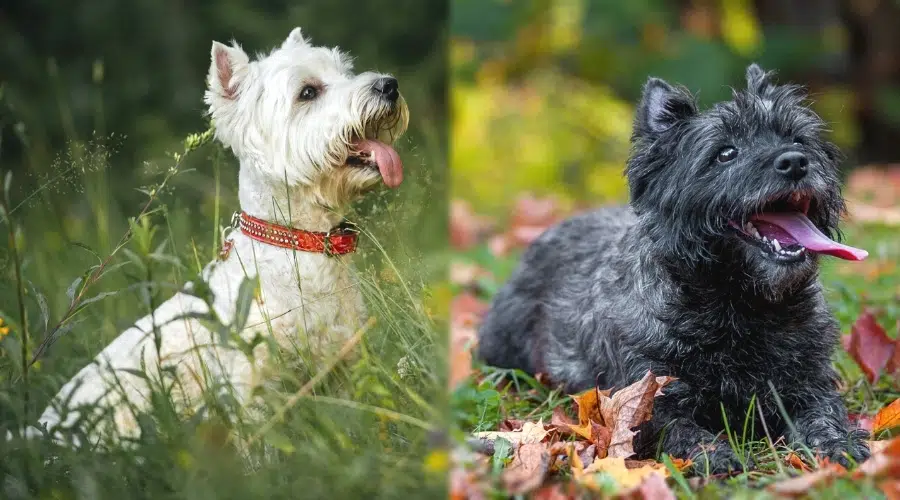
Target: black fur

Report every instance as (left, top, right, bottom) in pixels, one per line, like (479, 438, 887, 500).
(476, 64, 870, 474)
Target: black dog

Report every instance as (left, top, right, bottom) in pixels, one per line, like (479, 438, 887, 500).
(476, 64, 870, 473)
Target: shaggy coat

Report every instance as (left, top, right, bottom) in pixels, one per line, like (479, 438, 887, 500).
(477, 64, 869, 473)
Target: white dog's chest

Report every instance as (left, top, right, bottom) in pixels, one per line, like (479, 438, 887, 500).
(211, 234, 367, 348)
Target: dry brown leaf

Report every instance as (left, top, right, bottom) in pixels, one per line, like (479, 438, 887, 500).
(569, 387, 602, 442)
(502, 442, 552, 495)
(599, 371, 675, 458)
(472, 420, 549, 447)
(874, 399, 900, 436)
(617, 472, 676, 500)
(767, 463, 845, 497)
(576, 457, 669, 491)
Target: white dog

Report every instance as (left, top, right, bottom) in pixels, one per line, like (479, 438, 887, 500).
(17, 27, 409, 445)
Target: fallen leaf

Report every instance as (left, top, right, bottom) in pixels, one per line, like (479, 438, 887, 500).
(871, 440, 891, 455)
(785, 452, 812, 472)
(550, 406, 577, 436)
(617, 472, 676, 500)
(874, 399, 900, 436)
(568, 387, 602, 442)
(498, 419, 526, 432)
(502, 442, 552, 495)
(856, 436, 900, 478)
(577, 457, 669, 491)
(668, 456, 693, 472)
(767, 463, 845, 496)
(881, 479, 900, 500)
(598, 371, 675, 458)
(845, 310, 895, 383)
(473, 420, 549, 447)
(450, 199, 494, 250)
(531, 483, 579, 500)
(449, 292, 490, 388)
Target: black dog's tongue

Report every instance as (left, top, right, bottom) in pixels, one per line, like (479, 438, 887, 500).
(752, 212, 868, 261)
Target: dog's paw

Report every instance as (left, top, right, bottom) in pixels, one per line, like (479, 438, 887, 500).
(688, 443, 754, 476)
(815, 431, 871, 469)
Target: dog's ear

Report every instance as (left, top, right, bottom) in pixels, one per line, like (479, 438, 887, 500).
(746, 63, 776, 96)
(207, 41, 250, 101)
(635, 77, 698, 137)
(282, 28, 311, 49)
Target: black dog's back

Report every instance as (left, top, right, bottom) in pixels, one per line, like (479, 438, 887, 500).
(476, 205, 636, 382)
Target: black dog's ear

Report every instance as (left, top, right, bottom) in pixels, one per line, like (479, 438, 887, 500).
(746, 63, 776, 96)
(635, 78, 697, 137)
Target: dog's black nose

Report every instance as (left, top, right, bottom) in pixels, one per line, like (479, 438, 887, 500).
(774, 151, 808, 181)
(373, 77, 399, 102)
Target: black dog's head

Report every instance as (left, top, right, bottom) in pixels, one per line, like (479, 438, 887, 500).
(626, 64, 867, 292)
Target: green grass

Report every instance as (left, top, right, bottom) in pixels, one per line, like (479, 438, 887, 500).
(450, 219, 900, 499)
(0, 68, 448, 498)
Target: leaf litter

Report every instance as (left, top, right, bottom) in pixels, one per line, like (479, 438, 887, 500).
(450, 193, 900, 498)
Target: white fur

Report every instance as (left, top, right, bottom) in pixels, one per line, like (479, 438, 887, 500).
(14, 27, 409, 445)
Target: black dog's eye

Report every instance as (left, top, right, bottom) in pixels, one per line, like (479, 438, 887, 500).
(298, 85, 319, 101)
(716, 147, 738, 163)
(792, 137, 805, 146)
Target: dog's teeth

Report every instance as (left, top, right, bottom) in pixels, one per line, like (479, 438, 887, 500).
(773, 239, 782, 251)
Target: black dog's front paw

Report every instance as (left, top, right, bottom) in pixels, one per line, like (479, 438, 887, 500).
(688, 442, 754, 475)
(813, 430, 871, 469)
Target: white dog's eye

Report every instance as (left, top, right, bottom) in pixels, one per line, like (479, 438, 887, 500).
(298, 85, 319, 101)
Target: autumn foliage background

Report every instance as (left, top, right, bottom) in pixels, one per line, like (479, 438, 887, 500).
(450, 0, 900, 497)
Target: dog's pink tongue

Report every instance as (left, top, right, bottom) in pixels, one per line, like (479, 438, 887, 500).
(752, 212, 868, 261)
(356, 139, 403, 188)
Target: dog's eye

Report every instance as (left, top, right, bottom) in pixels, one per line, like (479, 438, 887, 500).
(793, 137, 805, 146)
(298, 85, 319, 101)
(716, 147, 738, 163)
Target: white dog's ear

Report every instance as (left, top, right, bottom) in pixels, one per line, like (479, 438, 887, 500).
(282, 28, 310, 49)
(207, 41, 249, 100)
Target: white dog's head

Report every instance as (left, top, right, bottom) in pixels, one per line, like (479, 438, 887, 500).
(205, 28, 409, 211)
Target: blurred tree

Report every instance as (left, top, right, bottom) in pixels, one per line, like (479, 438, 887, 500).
(452, 0, 900, 213)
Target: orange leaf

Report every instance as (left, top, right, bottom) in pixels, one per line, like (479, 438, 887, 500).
(668, 456, 693, 472)
(874, 399, 900, 435)
(568, 387, 602, 442)
(598, 371, 675, 458)
(449, 292, 490, 388)
(785, 452, 812, 472)
(881, 479, 900, 500)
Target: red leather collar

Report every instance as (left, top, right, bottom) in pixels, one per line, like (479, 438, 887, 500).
(228, 211, 359, 257)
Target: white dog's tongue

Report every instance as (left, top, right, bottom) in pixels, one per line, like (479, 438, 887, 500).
(356, 139, 403, 188)
(752, 212, 868, 261)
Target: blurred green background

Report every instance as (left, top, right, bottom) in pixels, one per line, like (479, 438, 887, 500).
(0, 1, 449, 498)
(451, 0, 900, 214)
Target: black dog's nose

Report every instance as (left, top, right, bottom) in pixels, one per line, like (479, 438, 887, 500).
(774, 151, 808, 181)
(372, 77, 399, 102)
